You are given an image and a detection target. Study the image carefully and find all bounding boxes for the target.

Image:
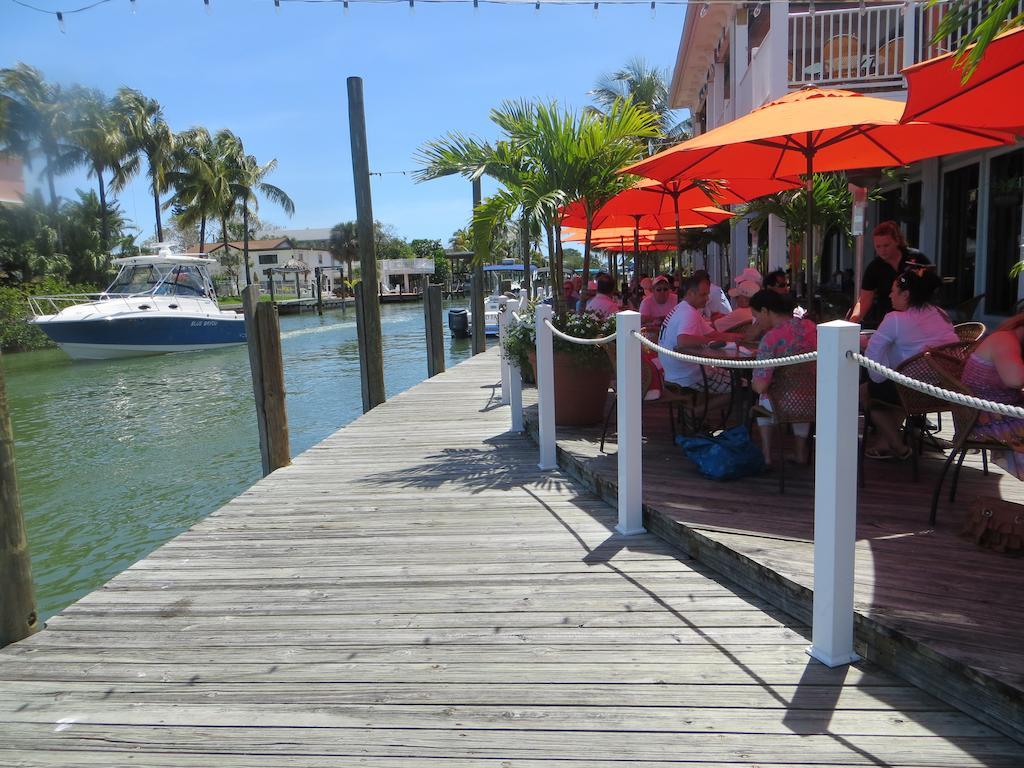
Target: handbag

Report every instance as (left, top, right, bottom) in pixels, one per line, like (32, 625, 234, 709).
(961, 497, 1024, 554)
(675, 426, 765, 481)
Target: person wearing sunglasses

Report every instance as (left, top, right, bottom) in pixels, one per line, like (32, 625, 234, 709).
(639, 274, 677, 332)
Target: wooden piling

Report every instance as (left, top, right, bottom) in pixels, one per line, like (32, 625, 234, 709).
(0, 351, 39, 648)
(243, 286, 290, 476)
(315, 267, 324, 315)
(471, 178, 486, 355)
(423, 283, 445, 378)
(347, 76, 386, 409)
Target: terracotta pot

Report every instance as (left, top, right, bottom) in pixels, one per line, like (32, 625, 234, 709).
(528, 349, 612, 427)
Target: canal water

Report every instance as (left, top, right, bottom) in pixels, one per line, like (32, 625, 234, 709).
(4, 301, 474, 620)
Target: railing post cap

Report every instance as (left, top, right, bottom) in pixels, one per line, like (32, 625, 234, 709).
(818, 319, 860, 330)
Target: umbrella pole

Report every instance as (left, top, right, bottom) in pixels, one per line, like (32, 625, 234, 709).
(633, 215, 641, 279)
(805, 150, 816, 307)
(673, 190, 684, 276)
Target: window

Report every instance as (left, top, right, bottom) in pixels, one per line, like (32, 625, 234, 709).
(258, 254, 278, 265)
(987, 149, 1024, 315)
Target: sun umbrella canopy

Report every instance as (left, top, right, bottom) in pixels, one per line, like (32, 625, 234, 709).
(623, 86, 1013, 183)
(560, 177, 798, 230)
(901, 25, 1024, 132)
(560, 201, 734, 230)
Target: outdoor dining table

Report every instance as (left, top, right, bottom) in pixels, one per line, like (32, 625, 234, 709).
(688, 342, 759, 429)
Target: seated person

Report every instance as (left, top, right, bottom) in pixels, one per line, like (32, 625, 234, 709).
(586, 273, 620, 317)
(862, 269, 957, 459)
(639, 274, 677, 332)
(961, 313, 1024, 477)
(659, 274, 744, 394)
(694, 269, 732, 322)
(750, 289, 817, 466)
(764, 269, 791, 296)
(715, 280, 758, 332)
(562, 279, 579, 310)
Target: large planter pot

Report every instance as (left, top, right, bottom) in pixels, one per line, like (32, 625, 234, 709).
(528, 349, 612, 427)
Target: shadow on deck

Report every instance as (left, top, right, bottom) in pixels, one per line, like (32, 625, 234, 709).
(523, 395, 1024, 745)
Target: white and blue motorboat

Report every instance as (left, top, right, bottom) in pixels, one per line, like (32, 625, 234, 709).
(29, 245, 246, 360)
(448, 260, 540, 338)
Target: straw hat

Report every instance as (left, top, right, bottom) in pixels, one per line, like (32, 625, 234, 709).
(734, 267, 763, 286)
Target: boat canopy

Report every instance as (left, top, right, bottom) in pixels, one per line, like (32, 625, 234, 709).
(112, 254, 216, 267)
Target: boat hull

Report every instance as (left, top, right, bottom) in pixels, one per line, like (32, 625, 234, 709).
(33, 315, 247, 360)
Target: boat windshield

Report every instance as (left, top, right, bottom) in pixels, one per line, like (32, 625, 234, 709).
(156, 265, 210, 297)
(106, 264, 167, 295)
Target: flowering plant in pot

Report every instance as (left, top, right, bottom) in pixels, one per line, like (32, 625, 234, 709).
(501, 301, 615, 426)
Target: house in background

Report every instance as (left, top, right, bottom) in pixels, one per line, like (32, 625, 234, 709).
(198, 237, 344, 296)
(669, 0, 1024, 321)
(0, 155, 26, 206)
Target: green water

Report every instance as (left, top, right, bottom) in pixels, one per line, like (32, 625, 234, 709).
(4, 302, 473, 620)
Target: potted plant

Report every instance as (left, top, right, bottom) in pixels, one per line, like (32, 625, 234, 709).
(502, 301, 615, 426)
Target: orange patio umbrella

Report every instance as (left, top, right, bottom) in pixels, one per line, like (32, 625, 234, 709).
(622, 86, 1013, 295)
(901, 25, 1024, 132)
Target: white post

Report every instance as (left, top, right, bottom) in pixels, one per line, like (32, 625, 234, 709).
(497, 298, 510, 406)
(616, 311, 645, 535)
(809, 320, 861, 668)
(903, 1, 919, 70)
(509, 359, 524, 433)
(535, 304, 557, 470)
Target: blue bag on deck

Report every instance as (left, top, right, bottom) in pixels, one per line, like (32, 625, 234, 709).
(675, 426, 765, 481)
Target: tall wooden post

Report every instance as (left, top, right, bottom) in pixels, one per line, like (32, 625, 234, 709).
(243, 285, 290, 476)
(423, 283, 445, 378)
(315, 266, 324, 315)
(347, 76, 386, 410)
(470, 178, 486, 355)
(0, 351, 39, 647)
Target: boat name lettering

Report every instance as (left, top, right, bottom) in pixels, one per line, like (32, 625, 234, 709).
(190, 320, 218, 327)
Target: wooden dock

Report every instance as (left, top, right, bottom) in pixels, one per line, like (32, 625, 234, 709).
(522, 377, 1024, 746)
(1, 348, 1023, 766)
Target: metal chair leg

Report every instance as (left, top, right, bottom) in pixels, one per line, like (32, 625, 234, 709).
(982, 448, 989, 475)
(949, 448, 968, 503)
(599, 398, 616, 453)
(930, 447, 961, 526)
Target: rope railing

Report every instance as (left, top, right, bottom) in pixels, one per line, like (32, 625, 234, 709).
(633, 331, 818, 369)
(542, 318, 615, 346)
(850, 352, 1024, 419)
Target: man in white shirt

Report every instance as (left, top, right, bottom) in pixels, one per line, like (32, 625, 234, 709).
(694, 269, 731, 322)
(659, 274, 744, 391)
(586, 273, 620, 317)
(639, 274, 677, 332)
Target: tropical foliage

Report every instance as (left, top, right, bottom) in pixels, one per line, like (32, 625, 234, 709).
(0, 63, 294, 291)
(501, 300, 614, 374)
(927, 0, 1024, 78)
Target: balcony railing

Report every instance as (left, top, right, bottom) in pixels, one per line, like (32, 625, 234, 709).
(788, 4, 906, 89)
(788, 1, 1024, 90)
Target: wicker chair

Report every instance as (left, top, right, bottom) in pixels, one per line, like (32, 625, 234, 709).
(751, 361, 816, 494)
(947, 293, 985, 323)
(859, 340, 975, 484)
(925, 350, 1017, 525)
(954, 321, 986, 343)
(875, 37, 904, 76)
(823, 33, 861, 79)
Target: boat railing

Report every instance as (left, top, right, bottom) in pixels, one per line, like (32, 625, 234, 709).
(27, 293, 138, 317)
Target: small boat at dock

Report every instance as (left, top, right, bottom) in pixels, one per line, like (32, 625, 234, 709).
(28, 245, 247, 360)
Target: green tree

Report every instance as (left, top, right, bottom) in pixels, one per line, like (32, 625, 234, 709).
(59, 189, 138, 284)
(166, 126, 222, 252)
(562, 247, 583, 271)
(0, 190, 63, 282)
(62, 87, 133, 252)
(329, 220, 359, 294)
(116, 88, 176, 242)
(232, 150, 295, 286)
(411, 238, 449, 283)
(590, 57, 692, 153)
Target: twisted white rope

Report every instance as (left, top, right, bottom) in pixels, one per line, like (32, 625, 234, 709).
(850, 352, 1024, 419)
(542, 318, 615, 346)
(511, 311, 524, 324)
(634, 331, 818, 369)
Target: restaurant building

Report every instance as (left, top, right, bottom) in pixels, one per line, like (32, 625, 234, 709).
(670, 0, 1023, 321)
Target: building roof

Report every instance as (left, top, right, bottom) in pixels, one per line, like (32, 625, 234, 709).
(0, 155, 26, 206)
(668, 3, 733, 111)
(263, 227, 333, 242)
(192, 238, 294, 254)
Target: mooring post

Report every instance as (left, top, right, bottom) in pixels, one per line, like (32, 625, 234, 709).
(535, 304, 557, 470)
(470, 178, 486, 355)
(0, 351, 39, 648)
(315, 266, 324, 316)
(496, 297, 510, 406)
(809, 320, 860, 668)
(615, 311, 645, 535)
(423, 283, 445, 378)
(243, 285, 271, 476)
(347, 76, 386, 410)
(243, 285, 290, 475)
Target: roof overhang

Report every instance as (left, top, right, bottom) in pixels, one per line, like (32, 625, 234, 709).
(668, 2, 735, 112)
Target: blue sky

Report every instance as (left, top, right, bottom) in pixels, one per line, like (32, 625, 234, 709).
(2, 0, 689, 246)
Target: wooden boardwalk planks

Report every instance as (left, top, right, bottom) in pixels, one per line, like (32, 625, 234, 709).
(1, 348, 1022, 766)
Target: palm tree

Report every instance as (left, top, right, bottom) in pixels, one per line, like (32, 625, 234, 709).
(116, 88, 176, 242)
(0, 64, 71, 215)
(590, 57, 691, 154)
(62, 87, 133, 253)
(230, 149, 295, 286)
(166, 126, 221, 252)
(926, 0, 1024, 77)
(329, 221, 359, 296)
